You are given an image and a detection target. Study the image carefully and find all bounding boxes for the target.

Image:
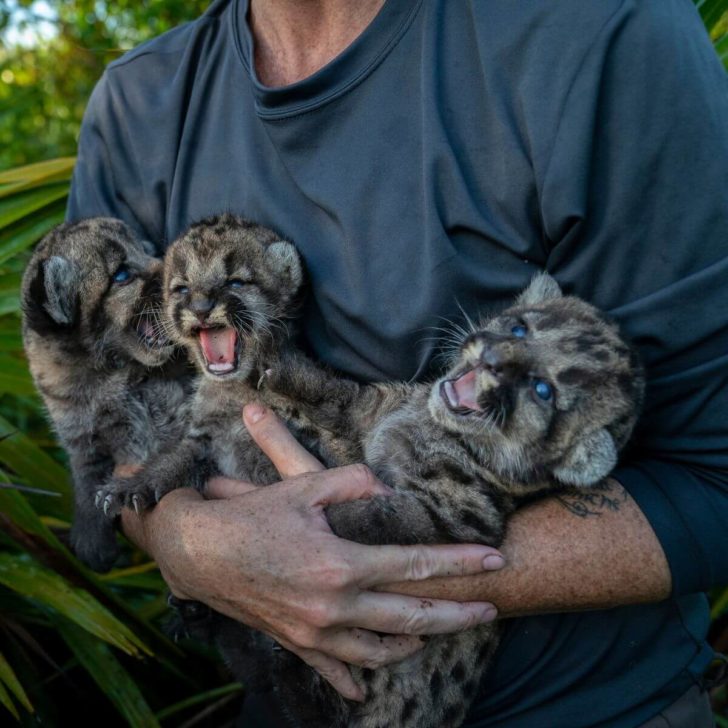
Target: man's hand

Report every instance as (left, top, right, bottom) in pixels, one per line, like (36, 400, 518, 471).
(120, 404, 505, 701)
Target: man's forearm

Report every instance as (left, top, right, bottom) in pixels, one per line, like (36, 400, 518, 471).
(381, 479, 672, 617)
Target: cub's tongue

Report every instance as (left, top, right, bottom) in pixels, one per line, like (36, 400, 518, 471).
(199, 328, 237, 373)
(446, 368, 482, 411)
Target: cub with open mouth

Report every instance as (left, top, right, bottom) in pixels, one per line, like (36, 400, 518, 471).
(95, 213, 306, 513)
(21, 217, 193, 572)
(92, 214, 311, 697)
(255, 273, 646, 728)
(165, 216, 301, 382)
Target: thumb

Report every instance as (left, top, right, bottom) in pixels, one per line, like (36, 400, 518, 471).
(205, 476, 261, 499)
(307, 464, 393, 507)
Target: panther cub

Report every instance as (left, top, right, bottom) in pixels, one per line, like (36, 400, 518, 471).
(94, 214, 306, 513)
(21, 218, 193, 572)
(259, 273, 645, 728)
(93, 213, 309, 692)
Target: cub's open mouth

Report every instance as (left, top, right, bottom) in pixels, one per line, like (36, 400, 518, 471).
(440, 367, 483, 415)
(136, 315, 170, 348)
(198, 326, 240, 375)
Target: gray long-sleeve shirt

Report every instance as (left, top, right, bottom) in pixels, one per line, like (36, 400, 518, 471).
(67, 0, 728, 724)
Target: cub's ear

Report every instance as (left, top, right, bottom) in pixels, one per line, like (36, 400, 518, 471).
(265, 241, 304, 292)
(139, 238, 158, 256)
(23, 255, 81, 330)
(516, 273, 562, 307)
(552, 428, 617, 487)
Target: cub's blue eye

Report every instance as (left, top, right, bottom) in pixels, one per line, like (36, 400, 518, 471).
(227, 279, 246, 289)
(173, 285, 189, 295)
(112, 265, 132, 284)
(533, 379, 553, 401)
(511, 324, 527, 338)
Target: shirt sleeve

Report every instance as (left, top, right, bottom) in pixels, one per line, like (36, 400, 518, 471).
(537, 0, 728, 595)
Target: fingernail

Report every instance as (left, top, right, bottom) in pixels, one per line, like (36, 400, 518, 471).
(479, 605, 498, 623)
(482, 554, 505, 570)
(244, 403, 266, 424)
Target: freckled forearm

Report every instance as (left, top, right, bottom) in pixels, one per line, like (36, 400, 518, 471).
(380, 479, 672, 617)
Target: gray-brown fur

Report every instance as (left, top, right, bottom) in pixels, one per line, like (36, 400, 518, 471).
(94, 214, 309, 516)
(93, 215, 321, 696)
(258, 273, 645, 728)
(92, 221, 643, 728)
(21, 218, 193, 572)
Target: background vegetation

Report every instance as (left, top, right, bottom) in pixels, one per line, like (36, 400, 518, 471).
(0, 1, 727, 725)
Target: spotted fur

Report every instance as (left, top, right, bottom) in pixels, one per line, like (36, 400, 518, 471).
(92, 214, 317, 694)
(94, 214, 307, 516)
(258, 273, 645, 728)
(21, 218, 194, 572)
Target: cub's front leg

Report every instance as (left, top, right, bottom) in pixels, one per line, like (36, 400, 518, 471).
(325, 480, 504, 548)
(95, 434, 213, 518)
(262, 351, 362, 430)
(263, 352, 409, 448)
(68, 449, 120, 572)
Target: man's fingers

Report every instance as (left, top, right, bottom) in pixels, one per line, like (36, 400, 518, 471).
(243, 404, 325, 478)
(279, 639, 364, 702)
(308, 464, 392, 507)
(353, 543, 505, 587)
(205, 476, 261, 499)
(318, 628, 426, 669)
(347, 592, 497, 635)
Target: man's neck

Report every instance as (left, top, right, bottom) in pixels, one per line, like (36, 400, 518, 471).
(249, 0, 386, 87)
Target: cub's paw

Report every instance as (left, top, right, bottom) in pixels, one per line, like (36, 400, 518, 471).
(94, 479, 154, 519)
(70, 520, 120, 573)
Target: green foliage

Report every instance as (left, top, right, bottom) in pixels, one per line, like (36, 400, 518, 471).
(0, 1, 211, 169)
(0, 1, 727, 725)
(0, 160, 241, 727)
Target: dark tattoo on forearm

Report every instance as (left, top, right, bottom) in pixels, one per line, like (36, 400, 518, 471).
(556, 481, 629, 518)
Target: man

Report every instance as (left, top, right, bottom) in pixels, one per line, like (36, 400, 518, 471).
(67, 0, 728, 725)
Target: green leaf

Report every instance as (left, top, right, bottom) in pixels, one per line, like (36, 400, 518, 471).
(0, 273, 22, 316)
(0, 413, 72, 503)
(0, 202, 66, 266)
(0, 486, 185, 666)
(0, 184, 69, 230)
(0, 484, 64, 547)
(0, 678, 19, 721)
(0, 355, 35, 395)
(0, 651, 33, 714)
(0, 158, 75, 190)
(0, 552, 151, 657)
(155, 682, 242, 721)
(54, 619, 160, 728)
(711, 586, 728, 619)
(0, 318, 23, 351)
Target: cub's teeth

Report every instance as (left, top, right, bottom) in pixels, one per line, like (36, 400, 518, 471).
(208, 362, 235, 373)
(443, 380, 458, 407)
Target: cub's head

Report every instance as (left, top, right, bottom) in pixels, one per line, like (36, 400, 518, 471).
(22, 218, 173, 368)
(429, 274, 644, 489)
(163, 215, 303, 380)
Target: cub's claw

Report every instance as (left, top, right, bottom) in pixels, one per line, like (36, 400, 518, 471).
(131, 494, 141, 515)
(257, 368, 274, 391)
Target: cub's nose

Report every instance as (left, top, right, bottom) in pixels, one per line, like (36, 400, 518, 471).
(189, 297, 214, 322)
(481, 344, 506, 375)
(479, 340, 523, 381)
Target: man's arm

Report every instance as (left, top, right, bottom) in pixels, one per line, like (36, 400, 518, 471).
(121, 406, 671, 692)
(384, 478, 672, 615)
